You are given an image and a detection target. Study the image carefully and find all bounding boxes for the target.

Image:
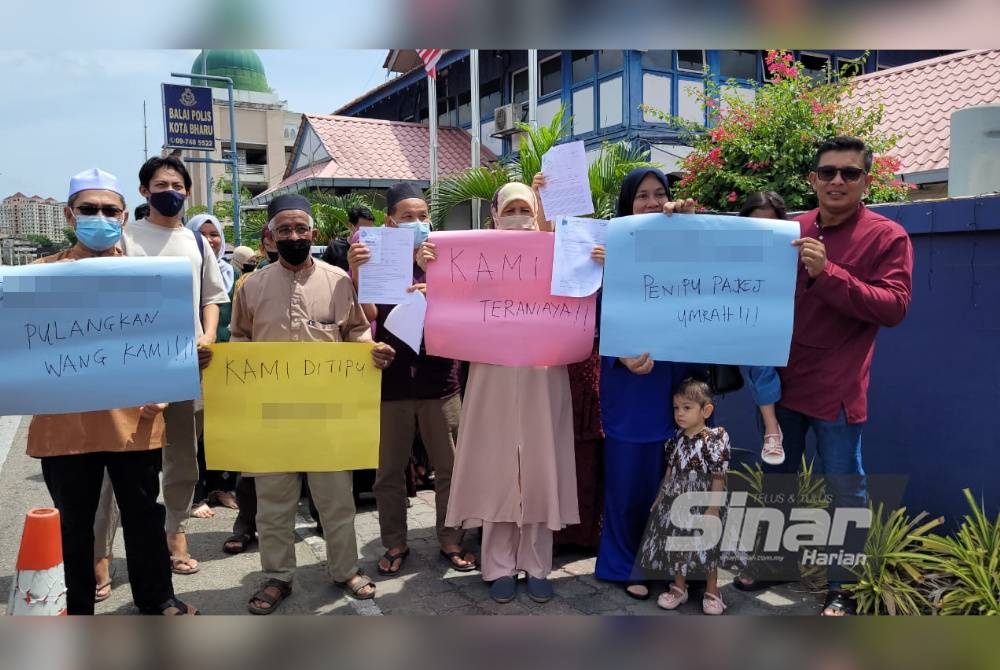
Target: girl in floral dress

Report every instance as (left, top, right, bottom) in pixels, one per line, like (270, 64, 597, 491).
(638, 379, 745, 615)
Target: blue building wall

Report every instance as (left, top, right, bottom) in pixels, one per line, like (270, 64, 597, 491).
(713, 195, 1000, 527)
(340, 50, 957, 159)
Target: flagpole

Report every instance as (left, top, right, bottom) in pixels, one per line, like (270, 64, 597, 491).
(470, 49, 481, 230)
(528, 49, 538, 131)
(428, 75, 438, 188)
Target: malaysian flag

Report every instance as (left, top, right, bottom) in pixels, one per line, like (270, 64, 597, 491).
(417, 49, 443, 79)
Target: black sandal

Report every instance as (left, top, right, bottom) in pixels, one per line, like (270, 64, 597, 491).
(222, 531, 256, 555)
(821, 590, 857, 616)
(439, 550, 478, 572)
(140, 596, 200, 615)
(377, 548, 411, 575)
(625, 582, 651, 600)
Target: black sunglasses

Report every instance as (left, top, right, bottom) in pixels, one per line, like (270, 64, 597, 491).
(815, 166, 867, 182)
(75, 204, 124, 217)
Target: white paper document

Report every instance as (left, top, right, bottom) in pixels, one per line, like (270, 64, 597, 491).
(539, 140, 595, 219)
(384, 288, 427, 354)
(550, 216, 608, 297)
(357, 226, 414, 305)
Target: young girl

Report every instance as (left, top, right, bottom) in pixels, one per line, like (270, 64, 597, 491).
(637, 379, 744, 615)
(739, 191, 788, 466)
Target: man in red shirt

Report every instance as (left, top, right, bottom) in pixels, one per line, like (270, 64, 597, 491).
(774, 136, 914, 615)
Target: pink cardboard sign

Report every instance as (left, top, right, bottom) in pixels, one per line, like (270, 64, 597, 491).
(424, 230, 597, 366)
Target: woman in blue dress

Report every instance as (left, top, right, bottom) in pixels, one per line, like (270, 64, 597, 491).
(594, 167, 704, 600)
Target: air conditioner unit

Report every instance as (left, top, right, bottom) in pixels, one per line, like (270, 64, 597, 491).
(493, 102, 526, 136)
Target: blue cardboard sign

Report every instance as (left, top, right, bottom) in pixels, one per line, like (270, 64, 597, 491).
(0, 257, 201, 415)
(162, 83, 215, 151)
(599, 213, 799, 367)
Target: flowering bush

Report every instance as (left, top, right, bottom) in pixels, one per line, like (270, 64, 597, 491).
(641, 50, 915, 212)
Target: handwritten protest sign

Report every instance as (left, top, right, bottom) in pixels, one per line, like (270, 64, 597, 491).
(424, 230, 597, 366)
(202, 342, 381, 473)
(599, 213, 799, 366)
(0, 257, 200, 414)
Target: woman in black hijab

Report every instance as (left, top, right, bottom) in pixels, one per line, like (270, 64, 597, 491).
(594, 167, 702, 601)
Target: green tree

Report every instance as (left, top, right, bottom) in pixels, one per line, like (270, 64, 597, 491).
(430, 105, 656, 228)
(641, 50, 913, 212)
(209, 177, 266, 247)
(26, 234, 54, 248)
(303, 191, 387, 244)
(62, 227, 77, 246)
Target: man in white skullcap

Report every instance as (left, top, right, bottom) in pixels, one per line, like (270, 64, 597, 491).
(25, 168, 199, 615)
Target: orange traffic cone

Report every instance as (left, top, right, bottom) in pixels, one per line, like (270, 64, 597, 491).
(6, 508, 67, 616)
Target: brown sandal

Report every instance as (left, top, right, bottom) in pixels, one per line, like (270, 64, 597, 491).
(335, 570, 376, 600)
(247, 578, 292, 615)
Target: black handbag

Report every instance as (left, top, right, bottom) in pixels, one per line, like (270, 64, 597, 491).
(707, 364, 745, 395)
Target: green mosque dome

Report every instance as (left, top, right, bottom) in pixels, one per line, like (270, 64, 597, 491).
(191, 50, 270, 93)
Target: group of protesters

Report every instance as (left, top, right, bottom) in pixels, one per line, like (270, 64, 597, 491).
(23, 133, 913, 616)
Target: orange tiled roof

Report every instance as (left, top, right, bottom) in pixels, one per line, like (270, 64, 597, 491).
(263, 114, 496, 198)
(846, 49, 1000, 175)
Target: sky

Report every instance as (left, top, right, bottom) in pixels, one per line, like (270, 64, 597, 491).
(0, 49, 392, 207)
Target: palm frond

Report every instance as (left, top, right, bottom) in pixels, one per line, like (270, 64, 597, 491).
(429, 166, 512, 229)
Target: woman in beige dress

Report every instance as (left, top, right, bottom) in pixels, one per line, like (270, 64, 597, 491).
(419, 182, 578, 605)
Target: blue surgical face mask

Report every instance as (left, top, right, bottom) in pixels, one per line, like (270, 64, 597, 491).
(74, 215, 122, 251)
(395, 220, 431, 248)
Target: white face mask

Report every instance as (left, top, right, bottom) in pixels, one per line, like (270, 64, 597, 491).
(496, 214, 536, 230)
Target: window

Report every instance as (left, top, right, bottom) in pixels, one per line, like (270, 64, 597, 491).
(677, 50, 706, 73)
(538, 97, 561, 129)
(571, 50, 595, 83)
(572, 87, 594, 135)
(719, 50, 759, 80)
(480, 80, 502, 118)
(511, 68, 528, 104)
(540, 56, 562, 96)
(457, 91, 471, 126)
(837, 57, 863, 78)
(799, 53, 831, 83)
(642, 73, 671, 122)
(438, 99, 456, 127)
(641, 50, 672, 70)
(598, 50, 623, 74)
(677, 79, 705, 124)
(599, 77, 623, 128)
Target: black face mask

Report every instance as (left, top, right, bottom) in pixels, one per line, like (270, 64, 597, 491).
(275, 238, 311, 266)
(266, 251, 279, 263)
(242, 263, 256, 273)
(148, 189, 186, 218)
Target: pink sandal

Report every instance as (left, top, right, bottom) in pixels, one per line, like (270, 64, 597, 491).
(703, 591, 728, 615)
(656, 584, 689, 610)
(761, 427, 785, 465)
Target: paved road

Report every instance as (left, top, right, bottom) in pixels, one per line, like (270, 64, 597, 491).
(0, 416, 822, 616)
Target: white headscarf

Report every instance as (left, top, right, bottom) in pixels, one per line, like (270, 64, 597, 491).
(186, 214, 234, 292)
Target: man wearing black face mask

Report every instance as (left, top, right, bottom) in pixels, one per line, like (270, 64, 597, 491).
(118, 156, 230, 577)
(225, 193, 396, 612)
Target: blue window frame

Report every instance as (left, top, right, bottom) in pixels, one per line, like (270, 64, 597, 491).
(636, 50, 709, 127)
(569, 49, 625, 139)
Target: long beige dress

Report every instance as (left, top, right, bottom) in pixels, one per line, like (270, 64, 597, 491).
(445, 363, 579, 531)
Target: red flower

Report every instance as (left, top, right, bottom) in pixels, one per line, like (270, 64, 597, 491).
(727, 191, 738, 203)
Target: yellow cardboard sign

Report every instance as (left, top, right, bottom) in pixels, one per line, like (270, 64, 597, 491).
(202, 342, 381, 473)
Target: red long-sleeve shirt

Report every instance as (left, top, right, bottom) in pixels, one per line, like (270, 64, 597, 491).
(778, 204, 914, 423)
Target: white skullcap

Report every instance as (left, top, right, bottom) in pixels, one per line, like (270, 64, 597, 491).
(68, 168, 123, 200)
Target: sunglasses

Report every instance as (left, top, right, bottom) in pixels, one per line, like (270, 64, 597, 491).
(815, 166, 867, 182)
(75, 204, 124, 217)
